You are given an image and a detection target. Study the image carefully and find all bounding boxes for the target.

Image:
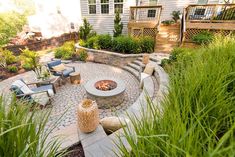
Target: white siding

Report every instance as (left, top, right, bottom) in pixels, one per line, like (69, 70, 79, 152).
(157, 0, 197, 21)
(80, 0, 136, 35)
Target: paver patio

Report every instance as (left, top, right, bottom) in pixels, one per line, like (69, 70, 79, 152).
(0, 62, 141, 132)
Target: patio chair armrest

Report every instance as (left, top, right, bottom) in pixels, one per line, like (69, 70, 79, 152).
(26, 80, 51, 86)
(16, 90, 51, 98)
(65, 65, 75, 71)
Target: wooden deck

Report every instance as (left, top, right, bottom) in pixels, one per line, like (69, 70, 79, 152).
(128, 5, 162, 38)
(182, 4, 235, 42)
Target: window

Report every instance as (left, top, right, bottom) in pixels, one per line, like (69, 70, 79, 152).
(149, 0, 158, 4)
(197, 0, 208, 4)
(114, 0, 123, 14)
(101, 0, 109, 14)
(147, 9, 156, 18)
(88, 0, 96, 14)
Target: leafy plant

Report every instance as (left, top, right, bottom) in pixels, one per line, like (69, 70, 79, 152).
(113, 11, 123, 37)
(55, 41, 75, 60)
(161, 20, 175, 25)
(192, 31, 214, 45)
(79, 18, 94, 41)
(78, 39, 87, 47)
(97, 34, 112, 49)
(78, 49, 88, 61)
(0, 49, 17, 67)
(171, 10, 181, 23)
(118, 35, 235, 157)
(0, 96, 64, 157)
(20, 48, 42, 78)
(112, 36, 141, 54)
(7, 65, 18, 73)
(22, 62, 33, 70)
(86, 36, 100, 49)
(0, 12, 27, 46)
(139, 37, 155, 53)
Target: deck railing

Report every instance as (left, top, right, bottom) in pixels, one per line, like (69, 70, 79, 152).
(181, 4, 235, 43)
(129, 5, 162, 23)
(186, 4, 235, 23)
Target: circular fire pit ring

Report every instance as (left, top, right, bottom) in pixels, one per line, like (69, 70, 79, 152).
(84, 77, 126, 108)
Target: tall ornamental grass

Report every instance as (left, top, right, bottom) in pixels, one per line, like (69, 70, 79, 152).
(118, 36, 235, 157)
(0, 96, 64, 157)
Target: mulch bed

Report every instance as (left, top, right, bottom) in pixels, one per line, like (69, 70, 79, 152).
(0, 66, 26, 81)
(63, 143, 85, 157)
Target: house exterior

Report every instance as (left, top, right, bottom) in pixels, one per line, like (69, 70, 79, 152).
(80, 0, 136, 35)
(80, 0, 232, 35)
(29, 0, 234, 38)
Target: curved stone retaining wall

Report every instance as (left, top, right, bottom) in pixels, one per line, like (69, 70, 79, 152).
(76, 45, 144, 68)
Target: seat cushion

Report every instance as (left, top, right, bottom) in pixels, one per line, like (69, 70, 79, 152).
(62, 69, 74, 77)
(47, 60, 62, 69)
(32, 85, 53, 93)
(52, 64, 66, 72)
(100, 116, 130, 134)
(143, 63, 154, 75)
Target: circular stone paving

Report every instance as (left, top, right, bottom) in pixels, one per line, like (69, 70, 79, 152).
(0, 62, 141, 132)
(46, 62, 140, 131)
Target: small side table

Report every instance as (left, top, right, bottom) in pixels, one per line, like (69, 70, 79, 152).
(70, 72, 81, 84)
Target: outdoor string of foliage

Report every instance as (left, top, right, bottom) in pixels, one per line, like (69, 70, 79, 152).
(0, 96, 65, 157)
(113, 11, 123, 37)
(118, 36, 235, 156)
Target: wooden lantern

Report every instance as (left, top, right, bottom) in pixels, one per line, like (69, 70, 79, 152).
(77, 99, 99, 133)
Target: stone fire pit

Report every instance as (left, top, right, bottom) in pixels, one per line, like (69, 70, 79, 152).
(84, 77, 126, 108)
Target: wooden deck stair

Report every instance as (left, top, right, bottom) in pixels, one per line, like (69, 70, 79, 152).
(155, 23, 180, 53)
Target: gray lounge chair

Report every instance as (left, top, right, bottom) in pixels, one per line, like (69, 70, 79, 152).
(10, 79, 55, 107)
(47, 60, 75, 79)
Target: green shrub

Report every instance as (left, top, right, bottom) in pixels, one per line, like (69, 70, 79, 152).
(171, 10, 181, 23)
(192, 31, 214, 45)
(0, 12, 27, 46)
(97, 34, 112, 49)
(79, 18, 95, 41)
(113, 11, 123, 37)
(162, 20, 175, 25)
(118, 35, 235, 156)
(22, 63, 32, 70)
(20, 48, 42, 78)
(7, 65, 18, 73)
(55, 41, 75, 60)
(78, 39, 87, 47)
(0, 49, 17, 65)
(86, 36, 100, 49)
(79, 49, 88, 61)
(139, 37, 155, 53)
(0, 96, 64, 157)
(112, 36, 141, 54)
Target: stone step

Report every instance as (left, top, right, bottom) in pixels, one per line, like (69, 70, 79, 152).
(123, 66, 139, 80)
(149, 56, 158, 63)
(127, 63, 141, 71)
(137, 57, 143, 62)
(133, 60, 145, 67)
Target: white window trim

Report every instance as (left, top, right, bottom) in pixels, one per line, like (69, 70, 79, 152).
(101, 0, 110, 14)
(88, 0, 96, 14)
(114, 0, 124, 14)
